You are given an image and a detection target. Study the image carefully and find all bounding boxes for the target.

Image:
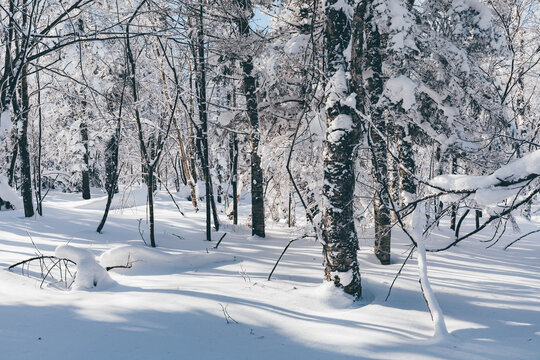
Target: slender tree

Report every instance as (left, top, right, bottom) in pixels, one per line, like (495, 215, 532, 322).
(321, 0, 362, 299)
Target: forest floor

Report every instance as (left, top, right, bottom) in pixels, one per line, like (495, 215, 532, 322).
(0, 187, 539, 360)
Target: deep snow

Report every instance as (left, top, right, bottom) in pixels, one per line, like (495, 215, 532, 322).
(0, 187, 539, 359)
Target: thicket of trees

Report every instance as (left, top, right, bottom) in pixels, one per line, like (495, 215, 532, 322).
(1, 0, 538, 300)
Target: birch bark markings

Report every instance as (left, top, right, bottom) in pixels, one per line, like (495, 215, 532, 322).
(322, 0, 362, 299)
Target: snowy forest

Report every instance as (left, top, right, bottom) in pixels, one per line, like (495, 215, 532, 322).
(0, 0, 539, 359)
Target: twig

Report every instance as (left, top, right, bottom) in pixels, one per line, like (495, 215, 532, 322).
(159, 176, 185, 216)
(213, 233, 227, 249)
(106, 254, 133, 271)
(454, 209, 470, 239)
(9, 256, 75, 270)
(385, 246, 415, 301)
(40, 258, 62, 289)
(219, 303, 238, 324)
(504, 229, 540, 250)
(137, 218, 149, 246)
(268, 234, 312, 281)
(26, 231, 43, 256)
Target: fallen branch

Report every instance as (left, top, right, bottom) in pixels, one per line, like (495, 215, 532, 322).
(213, 233, 227, 249)
(268, 234, 313, 281)
(105, 254, 133, 271)
(9, 256, 75, 271)
(9, 255, 77, 289)
(160, 176, 185, 216)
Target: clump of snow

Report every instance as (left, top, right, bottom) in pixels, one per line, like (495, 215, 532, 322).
(0, 175, 23, 210)
(327, 114, 354, 142)
(284, 34, 310, 55)
(216, 111, 236, 126)
(430, 150, 540, 191)
(491, 150, 540, 183)
(325, 67, 349, 110)
(452, 0, 492, 30)
(330, 269, 354, 287)
(55, 245, 116, 290)
(384, 75, 417, 110)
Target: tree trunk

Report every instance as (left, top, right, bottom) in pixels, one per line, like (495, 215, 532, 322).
(450, 156, 457, 231)
(364, 1, 391, 265)
(98, 118, 122, 233)
(195, 4, 219, 239)
(126, 5, 159, 247)
(234, 0, 265, 237)
(80, 120, 91, 200)
(16, 63, 34, 217)
(35, 69, 43, 215)
(321, 0, 363, 299)
(7, 141, 18, 187)
(147, 166, 156, 247)
(229, 132, 239, 225)
(398, 124, 416, 201)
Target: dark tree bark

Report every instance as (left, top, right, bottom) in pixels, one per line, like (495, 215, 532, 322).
(229, 132, 239, 225)
(7, 141, 18, 187)
(194, 4, 219, 240)
(234, 0, 265, 238)
(398, 124, 417, 200)
(450, 156, 457, 231)
(15, 63, 34, 217)
(125, 1, 157, 247)
(104, 134, 120, 195)
(97, 103, 123, 234)
(35, 70, 43, 215)
(80, 119, 91, 200)
(321, 0, 363, 299)
(363, 1, 391, 265)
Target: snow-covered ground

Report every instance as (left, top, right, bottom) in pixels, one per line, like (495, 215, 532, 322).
(0, 187, 539, 359)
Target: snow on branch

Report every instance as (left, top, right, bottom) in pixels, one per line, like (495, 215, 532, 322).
(429, 150, 540, 192)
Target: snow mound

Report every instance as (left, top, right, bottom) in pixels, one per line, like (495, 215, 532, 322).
(75, 186, 148, 210)
(55, 245, 116, 290)
(311, 281, 355, 309)
(0, 175, 23, 210)
(99, 245, 232, 275)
